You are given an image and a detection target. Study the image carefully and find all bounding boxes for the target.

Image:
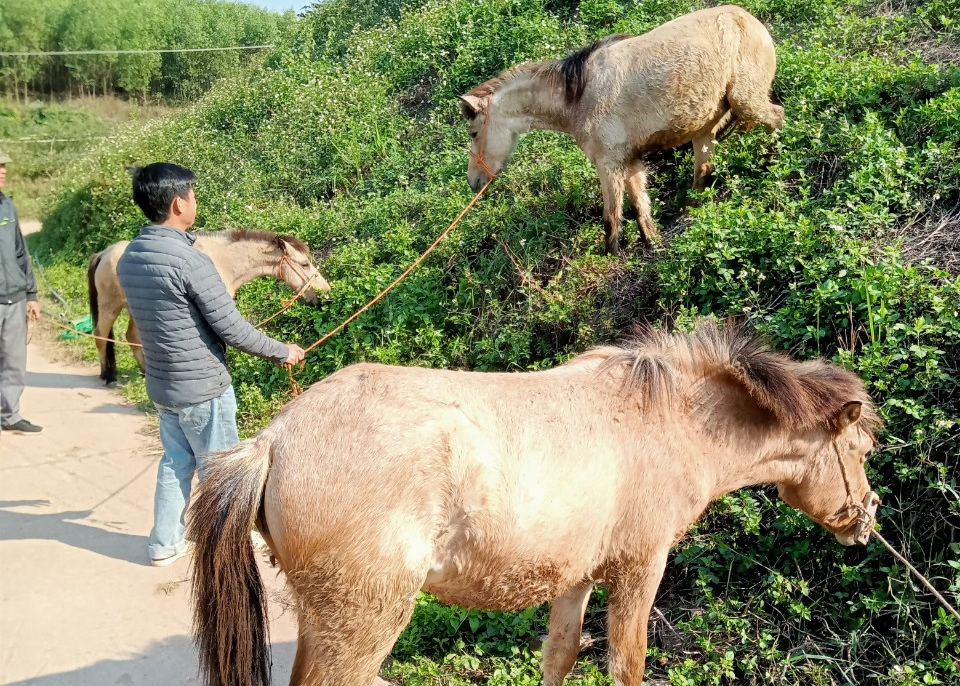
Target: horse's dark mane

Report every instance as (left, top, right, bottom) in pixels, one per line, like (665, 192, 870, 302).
(221, 228, 310, 255)
(539, 34, 631, 104)
(463, 34, 631, 110)
(594, 320, 881, 432)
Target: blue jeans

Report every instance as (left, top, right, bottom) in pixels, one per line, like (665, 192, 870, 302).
(149, 385, 239, 560)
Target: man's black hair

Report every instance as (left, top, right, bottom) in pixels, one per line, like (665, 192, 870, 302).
(130, 162, 196, 223)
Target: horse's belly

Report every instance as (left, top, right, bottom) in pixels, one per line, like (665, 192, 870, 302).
(424, 557, 584, 611)
(423, 527, 603, 610)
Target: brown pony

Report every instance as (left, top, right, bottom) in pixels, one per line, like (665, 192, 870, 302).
(189, 320, 880, 686)
(459, 5, 784, 254)
(87, 229, 330, 384)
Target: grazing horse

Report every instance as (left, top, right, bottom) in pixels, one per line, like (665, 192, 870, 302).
(189, 320, 880, 686)
(459, 5, 785, 254)
(87, 229, 330, 384)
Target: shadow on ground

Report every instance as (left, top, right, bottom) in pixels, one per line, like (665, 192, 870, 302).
(0, 500, 146, 565)
(2, 635, 296, 686)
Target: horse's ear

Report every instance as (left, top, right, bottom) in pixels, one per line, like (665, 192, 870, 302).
(835, 401, 861, 431)
(458, 94, 483, 120)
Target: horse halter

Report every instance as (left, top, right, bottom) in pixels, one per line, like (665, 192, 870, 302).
(469, 98, 499, 182)
(277, 252, 318, 290)
(826, 427, 880, 545)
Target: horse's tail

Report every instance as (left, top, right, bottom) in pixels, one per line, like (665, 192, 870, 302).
(189, 434, 274, 686)
(87, 251, 116, 383)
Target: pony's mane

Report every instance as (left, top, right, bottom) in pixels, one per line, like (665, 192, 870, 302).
(211, 228, 310, 255)
(464, 34, 630, 108)
(588, 320, 881, 433)
(537, 34, 631, 104)
(464, 65, 538, 102)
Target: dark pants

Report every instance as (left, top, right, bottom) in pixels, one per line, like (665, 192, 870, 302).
(0, 300, 27, 427)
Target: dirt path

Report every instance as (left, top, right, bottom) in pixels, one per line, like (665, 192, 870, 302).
(20, 220, 42, 236)
(0, 337, 297, 685)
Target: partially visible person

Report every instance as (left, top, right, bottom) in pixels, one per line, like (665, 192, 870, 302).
(0, 149, 43, 436)
(117, 162, 305, 566)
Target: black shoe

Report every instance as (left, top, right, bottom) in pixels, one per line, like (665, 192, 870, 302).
(1, 419, 43, 434)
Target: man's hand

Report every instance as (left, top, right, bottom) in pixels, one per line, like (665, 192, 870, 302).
(26, 301, 40, 322)
(283, 344, 305, 366)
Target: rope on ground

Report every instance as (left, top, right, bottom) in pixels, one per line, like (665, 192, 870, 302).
(871, 529, 960, 621)
(284, 178, 494, 396)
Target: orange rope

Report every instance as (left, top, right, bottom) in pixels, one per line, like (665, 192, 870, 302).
(468, 98, 498, 183)
(41, 315, 144, 347)
(253, 265, 319, 328)
(284, 178, 495, 395)
(871, 529, 960, 621)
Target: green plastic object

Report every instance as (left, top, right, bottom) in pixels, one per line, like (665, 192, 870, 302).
(60, 314, 94, 340)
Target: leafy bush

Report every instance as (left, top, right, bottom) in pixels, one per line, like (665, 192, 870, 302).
(32, 0, 960, 683)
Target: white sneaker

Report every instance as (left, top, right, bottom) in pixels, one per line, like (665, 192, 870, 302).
(151, 542, 193, 567)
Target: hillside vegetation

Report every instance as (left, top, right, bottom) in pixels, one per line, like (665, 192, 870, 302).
(33, 0, 960, 683)
(0, 96, 172, 218)
(0, 0, 290, 101)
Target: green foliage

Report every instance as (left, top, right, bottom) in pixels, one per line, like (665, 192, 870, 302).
(393, 593, 546, 659)
(32, 0, 960, 683)
(0, 96, 171, 218)
(0, 0, 291, 101)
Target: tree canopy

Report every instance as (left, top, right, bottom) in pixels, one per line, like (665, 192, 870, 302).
(0, 0, 291, 101)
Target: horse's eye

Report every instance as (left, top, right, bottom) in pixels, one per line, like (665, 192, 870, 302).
(470, 131, 478, 139)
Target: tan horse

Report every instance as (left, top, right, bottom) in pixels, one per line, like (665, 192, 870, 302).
(87, 229, 330, 384)
(459, 5, 785, 254)
(188, 320, 880, 686)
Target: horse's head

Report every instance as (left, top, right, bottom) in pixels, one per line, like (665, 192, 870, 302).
(459, 93, 523, 191)
(777, 401, 878, 546)
(275, 235, 330, 304)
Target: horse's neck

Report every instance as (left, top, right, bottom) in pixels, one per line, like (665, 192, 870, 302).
(703, 429, 801, 501)
(199, 236, 278, 296)
(670, 383, 805, 506)
(494, 70, 570, 134)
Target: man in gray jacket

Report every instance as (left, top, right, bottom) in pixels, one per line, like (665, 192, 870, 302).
(0, 149, 43, 436)
(117, 162, 305, 566)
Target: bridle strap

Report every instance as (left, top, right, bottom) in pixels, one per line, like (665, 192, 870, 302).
(826, 428, 879, 544)
(469, 98, 499, 181)
(277, 253, 319, 290)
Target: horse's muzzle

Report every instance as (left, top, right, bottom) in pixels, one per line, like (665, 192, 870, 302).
(833, 491, 880, 546)
(467, 174, 484, 193)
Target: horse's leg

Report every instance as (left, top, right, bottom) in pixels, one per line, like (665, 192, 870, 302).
(125, 317, 146, 373)
(598, 166, 626, 255)
(605, 559, 668, 685)
(289, 613, 398, 686)
(93, 323, 109, 381)
(691, 134, 717, 193)
(542, 582, 594, 686)
(96, 305, 122, 384)
(624, 166, 658, 247)
(289, 562, 424, 686)
(289, 613, 313, 686)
